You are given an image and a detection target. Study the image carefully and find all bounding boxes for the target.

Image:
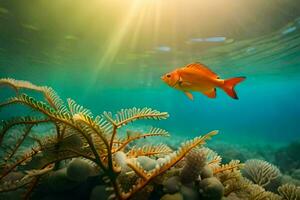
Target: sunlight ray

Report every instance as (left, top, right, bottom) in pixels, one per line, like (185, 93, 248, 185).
(129, 4, 148, 50)
(95, 0, 142, 72)
(153, 1, 162, 45)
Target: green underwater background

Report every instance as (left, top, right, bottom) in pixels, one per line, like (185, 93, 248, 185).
(0, 0, 300, 199)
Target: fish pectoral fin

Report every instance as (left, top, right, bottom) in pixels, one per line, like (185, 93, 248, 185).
(184, 91, 194, 100)
(180, 81, 192, 87)
(202, 88, 216, 98)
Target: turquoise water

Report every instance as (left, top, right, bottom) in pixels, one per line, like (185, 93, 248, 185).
(0, 0, 300, 147)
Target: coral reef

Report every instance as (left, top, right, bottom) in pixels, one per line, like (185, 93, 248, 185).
(278, 184, 300, 200)
(242, 159, 281, 191)
(0, 78, 299, 200)
(275, 140, 300, 175)
(0, 78, 217, 199)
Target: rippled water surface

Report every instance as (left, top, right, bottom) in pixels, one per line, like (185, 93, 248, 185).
(0, 0, 300, 146)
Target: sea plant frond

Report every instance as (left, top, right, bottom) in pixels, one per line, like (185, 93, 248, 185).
(113, 127, 170, 153)
(0, 78, 43, 94)
(125, 158, 149, 180)
(72, 113, 110, 169)
(0, 147, 41, 181)
(22, 164, 54, 181)
(103, 107, 169, 128)
(0, 78, 68, 112)
(0, 94, 72, 122)
(213, 160, 243, 175)
(0, 116, 51, 145)
(0, 176, 35, 193)
(126, 144, 173, 158)
(202, 147, 222, 168)
(3, 124, 34, 162)
(73, 113, 109, 150)
(121, 130, 218, 199)
(67, 98, 92, 117)
(42, 86, 68, 112)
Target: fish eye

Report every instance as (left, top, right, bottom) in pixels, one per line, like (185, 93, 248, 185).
(166, 74, 171, 78)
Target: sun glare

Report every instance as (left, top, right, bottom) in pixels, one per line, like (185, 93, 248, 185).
(90, 0, 162, 83)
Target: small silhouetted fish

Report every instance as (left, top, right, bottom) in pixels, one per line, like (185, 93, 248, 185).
(64, 35, 79, 40)
(282, 26, 297, 35)
(189, 37, 226, 43)
(21, 24, 40, 31)
(155, 46, 171, 52)
(205, 37, 226, 42)
(246, 47, 256, 54)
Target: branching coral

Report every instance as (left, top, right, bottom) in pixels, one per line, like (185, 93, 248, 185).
(278, 184, 300, 200)
(0, 78, 218, 200)
(246, 184, 282, 200)
(242, 159, 281, 189)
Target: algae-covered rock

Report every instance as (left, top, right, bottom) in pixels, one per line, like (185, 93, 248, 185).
(199, 177, 224, 200)
(137, 156, 157, 171)
(46, 168, 82, 192)
(200, 165, 213, 179)
(163, 176, 181, 194)
(180, 185, 199, 200)
(66, 158, 94, 182)
(160, 193, 183, 200)
(180, 148, 206, 185)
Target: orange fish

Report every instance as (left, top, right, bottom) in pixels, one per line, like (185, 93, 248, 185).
(161, 63, 246, 100)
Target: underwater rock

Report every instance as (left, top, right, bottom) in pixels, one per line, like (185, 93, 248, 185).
(200, 165, 214, 179)
(198, 177, 224, 200)
(90, 185, 110, 200)
(137, 156, 157, 171)
(157, 158, 166, 165)
(46, 168, 82, 192)
(163, 176, 182, 194)
(180, 185, 199, 200)
(180, 148, 206, 185)
(66, 158, 94, 182)
(0, 190, 23, 200)
(114, 151, 128, 168)
(160, 193, 183, 200)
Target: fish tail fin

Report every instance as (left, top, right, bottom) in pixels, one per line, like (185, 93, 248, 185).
(222, 77, 246, 99)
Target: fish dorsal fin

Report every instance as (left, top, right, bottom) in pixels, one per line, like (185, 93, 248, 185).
(184, 91, 194, 100)
(202, 88, 217, 98)
(185, 63, 219, 79)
